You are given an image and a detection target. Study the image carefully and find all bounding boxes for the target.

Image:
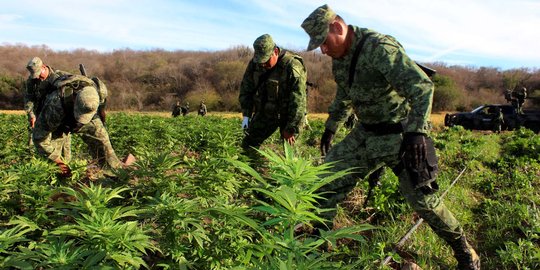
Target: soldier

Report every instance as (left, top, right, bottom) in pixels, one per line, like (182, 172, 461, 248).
(301, 5, 479, 269)
(239, 34, 307, 153)
(172, 101, 181, 117)
(181, 101, 189, 116)
(491, 107, 504, 133)
(515, 87, 527, 114)
(33, 74, 130, 177)
(25, 57, 71, 160)
(198, 101, 207, 116)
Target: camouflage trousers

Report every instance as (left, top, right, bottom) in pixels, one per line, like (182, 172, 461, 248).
(77, 118, 122, 169)
(242, 112, 300, 150)
(32, 129, 72, 162)
(320, 126, 463, 241)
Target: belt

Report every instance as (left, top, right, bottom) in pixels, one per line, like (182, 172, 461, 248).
(361, 122, 404, 135)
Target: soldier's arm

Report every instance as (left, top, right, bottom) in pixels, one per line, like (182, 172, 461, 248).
(375, 38, 433, 134)
(24, 79, 37, 121)
(325, 74, 353, 133)
(238, 62, 257, 117)
(284, 58, 307, 133)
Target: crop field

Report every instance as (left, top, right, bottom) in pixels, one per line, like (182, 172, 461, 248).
(0, 112, 538, 269)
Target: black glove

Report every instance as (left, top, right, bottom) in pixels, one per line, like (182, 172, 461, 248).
(402, 132, 428, 168)
(320, 129, 335, 156)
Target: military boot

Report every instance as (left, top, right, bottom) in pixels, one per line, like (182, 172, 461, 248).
(448, 236, 480, 270)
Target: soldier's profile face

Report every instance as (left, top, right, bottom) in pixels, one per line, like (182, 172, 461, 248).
(261, 48, 278, 70)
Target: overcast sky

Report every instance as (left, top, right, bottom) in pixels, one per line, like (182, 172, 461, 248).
(1, 0, 539, 70)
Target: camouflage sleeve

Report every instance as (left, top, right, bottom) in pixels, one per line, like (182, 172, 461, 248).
(24, 79, 36, 120)
(325, 66, 353, 133)
(374, 37, 434, 134)
(239, 62, 257, 117)
(284, 58, 307, 133)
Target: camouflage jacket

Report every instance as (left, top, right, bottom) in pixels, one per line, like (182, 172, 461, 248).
(24, 66, 68, 120)
(325, 26, 434, 134)
(239, 49, 307, 133)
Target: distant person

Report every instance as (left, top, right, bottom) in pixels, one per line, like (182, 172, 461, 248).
(301, 4, 479, 269)
(24, 56, 71, 159)
(491, 107, 504, 133)
(343, 113, 358, 129)
(515, 87, 527, 114)
(198, 101, 207, 116)
(172, 101, 181, 117)
(181, 102, 190, 116)
(33, 74, 132, 177)
(238, 34, 307, 155)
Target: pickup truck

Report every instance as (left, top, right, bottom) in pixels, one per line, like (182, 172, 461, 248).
(444, 104, 540, 133)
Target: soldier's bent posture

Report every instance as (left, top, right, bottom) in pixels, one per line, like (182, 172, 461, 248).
(301, 5, 479, 269)
(239, 34, 307, 152)
(33, 75, 127, 177)
(25, 57, 71, 158)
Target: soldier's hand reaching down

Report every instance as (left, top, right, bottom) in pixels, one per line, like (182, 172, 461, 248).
(282, 130, 296, 145)
(54, 158, 71, 178)
(320, 129, 335, 156)
(241, 116, 250, 129)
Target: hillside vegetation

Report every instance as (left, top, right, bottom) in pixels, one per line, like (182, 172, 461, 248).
(0, 44, 539, 112)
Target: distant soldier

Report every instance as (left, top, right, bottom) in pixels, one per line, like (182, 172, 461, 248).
(198, 101, 207, 116)
(24, 57, 71, 160)
(181, 102, 190, 116)
(515, 87, 527, 114)
(33, 74, 131, 177)
(172, 101, 181, 117)
(491, 107, 504, 133)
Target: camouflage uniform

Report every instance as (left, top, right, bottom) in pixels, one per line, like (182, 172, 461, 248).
(24, 57, 71, 160)
(302, 5, 479, 269)
(239, 34, 307, 150)
(172, 101, 181, 117)
(33, 76, 122, 169)
(198, 101, 207, 116)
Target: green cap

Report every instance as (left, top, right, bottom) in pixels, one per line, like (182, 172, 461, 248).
(74, 86, 99, 125)
(252, 34, 275, 63)
(301, 4, 337, 51)
(26, 57, 43, 79)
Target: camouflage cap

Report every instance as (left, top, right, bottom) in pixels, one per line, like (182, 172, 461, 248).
(74, 86, 99, 125)
(26, 57, 43, 79)
(301, 4, 337, 51)
(252, 34, 275, 63)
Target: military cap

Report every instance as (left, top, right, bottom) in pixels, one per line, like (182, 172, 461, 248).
(301, 4, 337, 51)
(26, 57, 43, 79)
(252, 34, 276, 63)
(74, 86, 99, 125)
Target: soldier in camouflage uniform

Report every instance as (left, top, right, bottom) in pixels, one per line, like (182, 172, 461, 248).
(301, 5, 479, 269)
(33, 74, 125, 177)
(25, 57, 71, 160)
(239, 34, 307, 152)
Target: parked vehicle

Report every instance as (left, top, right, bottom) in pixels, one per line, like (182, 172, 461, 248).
(444, 104, 540, 133)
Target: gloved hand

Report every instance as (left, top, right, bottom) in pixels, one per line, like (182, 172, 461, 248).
(282, 130, 296, 145)
(402, 132, 428, 168)
(241, 116, 250, 129)
(54, 158, 72, 178)
(320, 128, 335, 156)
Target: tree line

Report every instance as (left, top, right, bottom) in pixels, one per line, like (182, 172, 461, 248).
(0, 44, 539, 113)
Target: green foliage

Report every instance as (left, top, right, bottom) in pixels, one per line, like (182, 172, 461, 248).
(432, 74, 463, 111)
(0, 113, 539, 269)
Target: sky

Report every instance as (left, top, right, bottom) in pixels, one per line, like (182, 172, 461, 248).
(2, 0, 540, 70)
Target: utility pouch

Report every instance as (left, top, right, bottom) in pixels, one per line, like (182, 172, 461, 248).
(403, 137, 439, 195)
(263, 79, 279, 114)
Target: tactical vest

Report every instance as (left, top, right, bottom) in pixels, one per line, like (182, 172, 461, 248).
(256, 50, 305, 116)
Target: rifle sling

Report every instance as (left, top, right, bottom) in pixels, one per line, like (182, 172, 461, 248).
(349, 32, 374, 88)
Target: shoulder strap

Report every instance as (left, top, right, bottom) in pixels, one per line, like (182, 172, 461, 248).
(349, 32, 374, 88)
